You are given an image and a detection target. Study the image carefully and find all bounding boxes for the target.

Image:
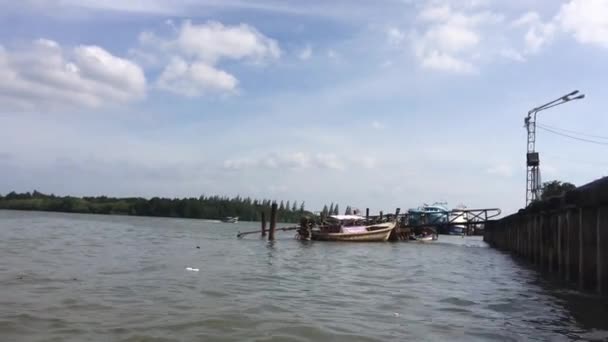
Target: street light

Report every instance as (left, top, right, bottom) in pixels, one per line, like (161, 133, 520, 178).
(525, 90, 585, 206)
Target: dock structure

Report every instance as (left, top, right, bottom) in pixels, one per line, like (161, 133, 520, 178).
(389, 207, 501, 240)
(237, 206, 500, 240)
(484, 177, 608, 295)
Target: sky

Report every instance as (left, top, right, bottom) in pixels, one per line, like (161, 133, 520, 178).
(1, 0, 608, 214)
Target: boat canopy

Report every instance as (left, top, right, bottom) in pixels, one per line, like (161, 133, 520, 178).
(329, 215, 366, 221)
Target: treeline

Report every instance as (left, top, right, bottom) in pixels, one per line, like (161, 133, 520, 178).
(320, 203, 356, 216)
(0, 191, 310, 223)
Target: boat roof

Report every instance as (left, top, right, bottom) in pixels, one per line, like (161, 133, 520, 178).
(329, 215, 366, 221)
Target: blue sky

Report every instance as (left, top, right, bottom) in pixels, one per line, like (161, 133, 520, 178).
(1, 0, 608, 214)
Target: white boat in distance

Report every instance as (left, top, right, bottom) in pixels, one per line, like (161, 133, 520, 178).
(221, 216, 239, 223)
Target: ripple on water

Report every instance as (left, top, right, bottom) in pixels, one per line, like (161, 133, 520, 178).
(1, 212, 608, 341)
(439, 297, 478, 307)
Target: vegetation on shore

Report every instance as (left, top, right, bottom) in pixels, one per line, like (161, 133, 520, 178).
(540, 180, 576, 201)
(0, 191, 313, 223)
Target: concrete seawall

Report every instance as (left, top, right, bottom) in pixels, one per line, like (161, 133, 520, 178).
(484, 177, 608, 295)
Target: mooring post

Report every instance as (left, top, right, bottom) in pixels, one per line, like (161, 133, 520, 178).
(579, 207, 584, 290)
(366, 208, 369, 223)
(379, 211, 383, 222)
(269, 202, 277, 241)
(261, 211, 267, 237)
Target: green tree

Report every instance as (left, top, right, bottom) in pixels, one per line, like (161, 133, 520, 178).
(292, 201, 298, 212)
(0, 191, 309, 223)
(541, 180, 576, 200)
(322, 204, 329, 217)
(333, 204, 339, 215)
(345, 206, 353, 215)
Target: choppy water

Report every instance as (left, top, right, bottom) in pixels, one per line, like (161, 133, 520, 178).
(1, 210, 608, 341)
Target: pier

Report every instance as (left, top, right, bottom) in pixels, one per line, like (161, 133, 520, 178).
(484, 176, 608, 295)
(237, 205, 500, 241)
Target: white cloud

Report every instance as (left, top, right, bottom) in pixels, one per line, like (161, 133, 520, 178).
(511, 11, 556, 55)
(387, 27, 406, 46)
(500, 48, 525, 62)
(371, 121, 385, 129)
(156, 57, 238, 96)
(411, 4, 501, 73)
(486, 163, 513, 178)
(556, 0, 608, 48)
(298, 45, 313, 60)
(419, 51, 474, 73)
(327, 49, 339, 59)
(174, 20, 281, 64)
(135, 20, 280, 97)
(508, 1, 608, 58)
(409, 2, 608, 71)
(224, 152, 346, 171)
(0, 39, 145, 112)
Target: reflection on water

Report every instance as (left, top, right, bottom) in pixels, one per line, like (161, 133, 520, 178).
(0, 210, 607, 341)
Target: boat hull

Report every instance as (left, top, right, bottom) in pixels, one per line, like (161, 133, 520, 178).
(311, 222, 396, 242)
(417, 236, 434, 242)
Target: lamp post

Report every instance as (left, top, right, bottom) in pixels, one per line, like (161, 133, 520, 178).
(525, 90, 585, 206)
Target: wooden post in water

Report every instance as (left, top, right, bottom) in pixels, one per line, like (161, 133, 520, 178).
(261, 211, 267, 237)
(379, 211, 383, 222)
(366, 208, 370, 223)
(269, 202, 277, 241)
(391, 208, 401, 241)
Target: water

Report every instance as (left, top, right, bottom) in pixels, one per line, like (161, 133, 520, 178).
(1, 210, 607, 341)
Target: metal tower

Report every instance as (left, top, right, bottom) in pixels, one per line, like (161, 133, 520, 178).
(525, 112, 541, 205)
(524, 90, 585, 206)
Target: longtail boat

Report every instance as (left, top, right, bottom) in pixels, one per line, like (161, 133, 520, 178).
(307, 215, 396, 242)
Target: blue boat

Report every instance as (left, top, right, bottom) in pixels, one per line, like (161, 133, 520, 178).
(407, 203, 468, 235)
(407, 202, 449, 226)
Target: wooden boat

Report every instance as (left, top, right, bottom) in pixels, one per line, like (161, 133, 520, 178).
(311, 220, 396, 242)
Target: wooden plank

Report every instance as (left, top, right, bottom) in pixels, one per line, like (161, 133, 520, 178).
(579, 207, 584, 290)
(540, 215, 544, 269)
(597, 207, 603, 295)
(603, 205, 608, 295)
(557, 213, 562, 276)
(566, 210, 571, 282)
